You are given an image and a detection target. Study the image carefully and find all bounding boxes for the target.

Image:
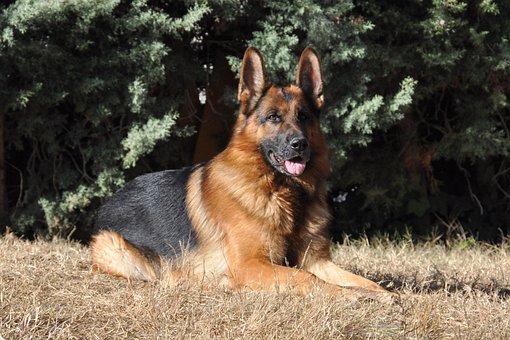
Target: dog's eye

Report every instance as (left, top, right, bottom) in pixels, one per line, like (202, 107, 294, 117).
(266, 112, 281, 123)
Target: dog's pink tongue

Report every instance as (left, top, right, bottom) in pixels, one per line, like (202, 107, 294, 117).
(284, 159, 306, 175)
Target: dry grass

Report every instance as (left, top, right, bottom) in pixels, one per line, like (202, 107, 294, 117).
(1, 233, 509, 339)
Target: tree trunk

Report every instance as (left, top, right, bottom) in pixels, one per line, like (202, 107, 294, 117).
(0, 110, 6, 224)
(193, 48, 236, 163)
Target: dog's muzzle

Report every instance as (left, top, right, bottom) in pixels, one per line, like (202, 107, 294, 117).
(265, 136, 310, 176)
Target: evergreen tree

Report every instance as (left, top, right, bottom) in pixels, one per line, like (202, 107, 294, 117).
(1, 0, 508, 241)
(331, 0, 510, 240)
(0, 0, 209, 237)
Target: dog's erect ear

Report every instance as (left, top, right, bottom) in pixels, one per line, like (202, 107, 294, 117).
(238, 47, 267, 113)
(296, 48, 324, 110)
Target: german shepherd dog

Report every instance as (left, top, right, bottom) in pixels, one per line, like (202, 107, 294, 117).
(91, 47, 394, 301)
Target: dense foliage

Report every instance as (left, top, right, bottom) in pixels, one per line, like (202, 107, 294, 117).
(0, 0, 508, 241)
(334, 0, 510, 241)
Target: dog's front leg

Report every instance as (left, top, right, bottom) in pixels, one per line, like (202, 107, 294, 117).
(229, 259, 321, 294)
(305, 259, 397, 302)
(304, 259, 398, 303)
(228, 259, 358, 298)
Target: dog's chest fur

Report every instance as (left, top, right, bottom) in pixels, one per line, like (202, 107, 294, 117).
(209, 160, 313, 263)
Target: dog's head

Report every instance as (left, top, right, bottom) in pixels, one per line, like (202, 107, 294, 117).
(235, 47, 326, 177)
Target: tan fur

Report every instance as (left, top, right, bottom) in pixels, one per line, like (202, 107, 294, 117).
(91, 48, 396, 302)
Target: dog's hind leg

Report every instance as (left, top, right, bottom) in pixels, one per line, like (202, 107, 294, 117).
(90, 230, 160, 281)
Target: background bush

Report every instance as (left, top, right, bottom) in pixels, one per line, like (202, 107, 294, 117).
(0, 0, 508, 242)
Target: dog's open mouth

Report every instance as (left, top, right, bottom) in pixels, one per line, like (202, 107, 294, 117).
(269, 152, 307, 176)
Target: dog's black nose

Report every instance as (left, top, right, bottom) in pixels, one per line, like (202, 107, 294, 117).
(290, 137, 308, 152)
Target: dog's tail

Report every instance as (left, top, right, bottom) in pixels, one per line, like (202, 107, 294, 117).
(90, 230, 160, 281)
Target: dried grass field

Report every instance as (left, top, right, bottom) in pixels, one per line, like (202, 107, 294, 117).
(1, 232, 509, 339)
